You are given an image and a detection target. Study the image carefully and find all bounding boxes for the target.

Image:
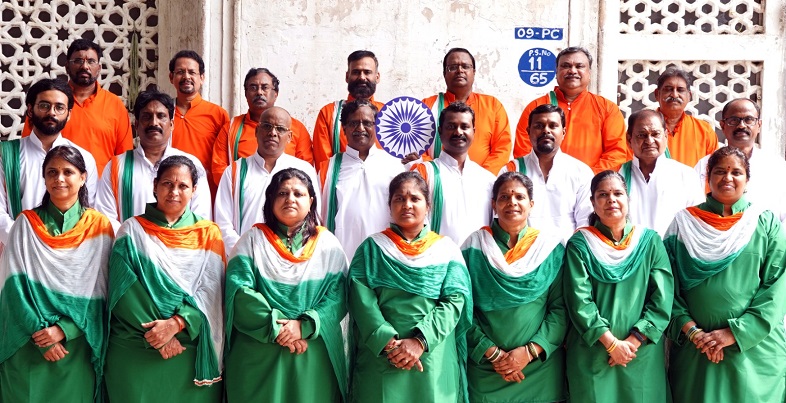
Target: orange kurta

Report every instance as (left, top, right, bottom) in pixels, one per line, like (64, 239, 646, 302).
(210, 112, 313, 185)
(514, 87, 630, 173)
(658, 110, 719, 168)
(312, 94, 384, 170)
(171, 94, 229, 194)
(422, 91, 511, 175)
(22, 82, 133, 173)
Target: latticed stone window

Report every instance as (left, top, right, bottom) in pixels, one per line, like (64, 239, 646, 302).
(618, 60, 763, 141)
(620, 0, 764, 34)
(0, 0, 159, 140)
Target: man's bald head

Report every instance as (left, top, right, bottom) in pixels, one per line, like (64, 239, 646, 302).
(256, 106, 293, 158)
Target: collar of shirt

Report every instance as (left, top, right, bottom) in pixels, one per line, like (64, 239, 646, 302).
(703, 194, 750, 215)
(136, 143, 176, 169)
(593, 219, 633, 245)
(346, 94, 377, 103)
(437, 151, 462, 171)
(41, 200, 84, 235)
(28, 132, 68, 153)
(176, 94, 204, 118)
(389, 222, 429, 242)
(490, 218, 527, 253)
(69, 81, 101, 107)
(442, 90, 478, 106)
(142, 202, 197, 228)
(274, 221, 306, 252)
(554, 86, 588, 104)
(344, 145, 380, 161)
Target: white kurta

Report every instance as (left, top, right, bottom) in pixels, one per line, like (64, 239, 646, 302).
(95, 145, 213, 233)
(214, 152, 320, 253)
(321, 146, 404, 260)
(500, 150, 594, 242)
(0, 133, 98, 245)
(623, 155, 704, 236)
(695, 146, 786, 223)
(415, 152, 494, 245)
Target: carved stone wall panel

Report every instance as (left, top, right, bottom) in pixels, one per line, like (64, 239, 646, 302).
(618, 60, 763, 140)
(620, 0, 764, 34)
(0, 0, 158, 139)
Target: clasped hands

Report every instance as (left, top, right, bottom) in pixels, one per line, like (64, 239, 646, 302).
(275, 319, 308, 354)
(486, 346, 534, 383)
(142, 316, 186, 360)
(385, 337, 425, 372)
(32, 325, 68, 362)
(692, 328, 735, 364)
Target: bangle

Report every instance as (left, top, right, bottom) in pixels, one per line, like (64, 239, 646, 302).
(630, 329, 645, 343)
(606, 339, 618, 354)
(686, 326, 702, 342)
(414, 334, 428, 352)
(527, 343, 539, 362)
(488, 347, 502, 363)
(173, 315, 185, 332)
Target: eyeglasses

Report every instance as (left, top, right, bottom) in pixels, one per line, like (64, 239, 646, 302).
(722, 116, 759, 126)
(68, 58, 99, 67)
(345, 120, 375, 130)
(445, 64, 474, 73)
(634, 131, 664, 140)
(35, 101, 68, 115)
(259, 122, 290, 134)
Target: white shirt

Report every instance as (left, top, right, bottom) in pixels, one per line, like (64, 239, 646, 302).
(624, 155, 704, 236)
(95, 145, 213, 233)
(0, 133, 98, 244)
(695, 146, 786, 223)
(321, 146, 404, 260)
(500, 150, 594, 241)
(214, 152, 320, 253)
(416, 152, 494, 245)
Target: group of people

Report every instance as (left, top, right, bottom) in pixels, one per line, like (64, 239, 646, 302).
(0, 37, 785, 403)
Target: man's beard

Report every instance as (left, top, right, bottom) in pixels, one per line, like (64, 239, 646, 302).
(347, 80, 376, 99)
(30, 113, 67, 136)
(70, 70, 97, 87)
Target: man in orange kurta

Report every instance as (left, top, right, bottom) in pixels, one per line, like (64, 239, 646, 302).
(514, 47, 629, 173)
(22, 39, 133, 173)
(422, 48, 511, 175)
(210, 68, 312, 185)
(168, 50, 229, 196)
(312, 50, 384, 170)
(654, 67, 718, 167)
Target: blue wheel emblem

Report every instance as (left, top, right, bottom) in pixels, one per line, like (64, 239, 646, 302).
(376, 97, 436, 159)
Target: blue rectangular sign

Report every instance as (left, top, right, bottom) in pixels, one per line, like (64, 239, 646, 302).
(514, 27, 563, 40)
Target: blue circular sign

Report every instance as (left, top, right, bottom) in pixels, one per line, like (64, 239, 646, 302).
(518, 48, 556, 87)
(376, 96, 436, 159)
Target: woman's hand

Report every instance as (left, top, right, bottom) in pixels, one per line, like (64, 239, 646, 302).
(607, 339, 637, 367)
(284, 339, 309, 355)
(275, 319, 303, 347)
(694, 328, 736, 355)
(493, 347, 530, 383)
(386, 338, 424, 372)
(32, 325, 66, 348)
(42, 342, 69, 362)
(141, 318, 180, 350)
(158, 338, 186, 359)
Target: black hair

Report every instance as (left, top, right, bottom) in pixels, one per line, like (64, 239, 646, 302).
(706, 146, 750, 182)
(26, 78, 74, 110)
(493, 171, 534, 200)
(40, 145, 89, 208)
(168, 50, 205, 74)
(442, 48, 476, 72)
(438, 101, 475, 128)
(347, 50, 378, 68)
(263, 168, 319, 240)
(626, 109, 665, 138)
(657, 66, 692, 89)
(388, 171, 430, 206)
(156, 155, 200, 186)
(66, 38, 102, 60)
(243, 68, 280, 93)
(340, 99, 379, 125)
(556, 46, 593, 68)
(528, 104, 566, 127)
(587, 170, 627, 226)
(133, 89, 175, 120)
(721, 98, 761, 118)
